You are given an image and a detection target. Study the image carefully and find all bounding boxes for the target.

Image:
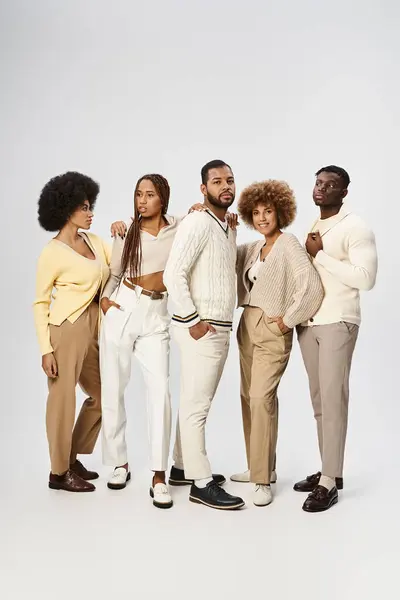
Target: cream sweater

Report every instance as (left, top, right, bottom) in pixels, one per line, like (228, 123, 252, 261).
(303, 206, 378, 326)
(163, 209, 237, 330)
(237, 233, 324, 328)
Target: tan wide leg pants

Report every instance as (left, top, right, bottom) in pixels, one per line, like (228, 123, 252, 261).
(237, 307, 292, 484)
(46, 302, 102, 475)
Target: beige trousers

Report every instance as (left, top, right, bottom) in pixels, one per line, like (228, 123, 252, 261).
(172, 327, 230, 480)
(297, 322, 359, 479)
(238, 307, 293, 484)
(47, 302, 102, 475)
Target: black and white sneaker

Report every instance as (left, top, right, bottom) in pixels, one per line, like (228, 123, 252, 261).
(189, 481, 245, 510)
(169, 466, 226, 487)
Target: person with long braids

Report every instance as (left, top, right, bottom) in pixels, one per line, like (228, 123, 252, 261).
(33, 171, 111, 493)
(102, 174, 238, 508)
(100, 174, 179, 508)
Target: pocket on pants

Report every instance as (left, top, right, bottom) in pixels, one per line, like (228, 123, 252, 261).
(263, 316, 283, 337)
(194, 329, 214, 342)
(340, 321, 359, 335)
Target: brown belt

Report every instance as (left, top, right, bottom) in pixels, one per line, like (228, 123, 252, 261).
(123, 279, 166, 300)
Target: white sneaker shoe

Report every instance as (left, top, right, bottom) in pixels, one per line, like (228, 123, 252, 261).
(230, 469, 277, 484)
(150, 482, 173, 509)
(253, 484, 273, 506)
(107, 467, 131, 490)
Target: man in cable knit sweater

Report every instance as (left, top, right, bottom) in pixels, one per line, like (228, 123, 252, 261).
(294, 165, 378, 513)
(163, 160, 245, 510)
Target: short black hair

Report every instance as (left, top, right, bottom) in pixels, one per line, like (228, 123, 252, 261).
(37, 171, 99, 232)
(315, 165, 350, 188)
(201, 159, 232, 184)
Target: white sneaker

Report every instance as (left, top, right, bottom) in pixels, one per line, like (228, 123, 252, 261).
(230, 469, 277, 484)
(107, 467, 131, 490)
(150, 482, 173, 509)
(253, 484, 273, 506)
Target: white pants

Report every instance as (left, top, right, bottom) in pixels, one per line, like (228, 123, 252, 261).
(100, 283, 172, 471)
(172, 327, 230, 480)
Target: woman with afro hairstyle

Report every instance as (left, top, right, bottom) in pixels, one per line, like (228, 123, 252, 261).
(230, 180, 324, 507)
(33, 171, 112, 493)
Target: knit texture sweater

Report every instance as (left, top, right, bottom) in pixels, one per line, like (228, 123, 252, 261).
(163, 209, 237, 329)
(304, 206, 377, 326)
(237, 233, 324, 329)
(33, 233, 111, 355)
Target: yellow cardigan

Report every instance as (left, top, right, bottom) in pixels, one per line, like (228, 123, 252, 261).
(33, 232, 111, 356)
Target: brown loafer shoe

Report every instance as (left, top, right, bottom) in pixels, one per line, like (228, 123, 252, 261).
(70, 459, 99, 481)
(302, 485, 338, 513)
(293, 471, 343, 492)
(49, 470, 96, 492)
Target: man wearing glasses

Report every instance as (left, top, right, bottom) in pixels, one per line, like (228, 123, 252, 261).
(294, 166, 378, 512)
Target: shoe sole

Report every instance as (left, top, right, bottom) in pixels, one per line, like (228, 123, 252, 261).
(169, 478, 226, 487)
(107, 472, 131, 490)
(294, 483, 343, 493)
(302, 496, 338, 513)
(189, 495, 245, 510)
(48, 483, 95, 492)
(254, 499, 273, 507)
(230, 477, 277, 484)
(149, 488, 173, 509)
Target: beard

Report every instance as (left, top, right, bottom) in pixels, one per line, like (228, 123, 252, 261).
(206, 191, 235, 209)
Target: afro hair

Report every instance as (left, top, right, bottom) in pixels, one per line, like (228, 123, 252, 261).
(37, 171, 99, 232)
(238, 180, 296, 229)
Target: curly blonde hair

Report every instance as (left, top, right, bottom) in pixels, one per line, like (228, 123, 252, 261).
(238, 180, 297, 229)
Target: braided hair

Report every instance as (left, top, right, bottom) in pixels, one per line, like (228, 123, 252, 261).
(120, 174, 170, 282)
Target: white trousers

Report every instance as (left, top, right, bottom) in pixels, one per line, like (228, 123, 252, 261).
(172, 327, 230, 480)
(100, 283, 172, 471)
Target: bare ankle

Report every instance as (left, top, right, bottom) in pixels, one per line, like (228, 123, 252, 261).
(153, 471, 166, 485)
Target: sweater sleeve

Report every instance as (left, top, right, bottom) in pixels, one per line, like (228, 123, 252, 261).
(236, 243, 248, 274)
(163, 212, 211, 327)
(314, 226, 377, 291)
(102, 234, 124, 299)
(282, 237, 324, 328)
(32, 246, 58, 356)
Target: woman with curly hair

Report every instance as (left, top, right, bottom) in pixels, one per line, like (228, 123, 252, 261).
(33, 171, 111, 492)
(230, 180, 324, 506)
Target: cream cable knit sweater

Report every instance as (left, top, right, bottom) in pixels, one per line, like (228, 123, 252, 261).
(163, 209, 237, 329)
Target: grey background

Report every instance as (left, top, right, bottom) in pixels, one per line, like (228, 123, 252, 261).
(0, 1, 397, 599)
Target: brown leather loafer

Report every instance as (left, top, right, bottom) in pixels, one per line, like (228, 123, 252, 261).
(293, 471, 343, 492)
(49, 470, 96, 492)
(70, 459, 99, 481)
(302, 485, 338, 512)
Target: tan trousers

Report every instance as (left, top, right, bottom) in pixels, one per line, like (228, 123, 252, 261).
(297, 322, 359, 479)
(47, 302, 102, 475)
(238, 307, 293, 484)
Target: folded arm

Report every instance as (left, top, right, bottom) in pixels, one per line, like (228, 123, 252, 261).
(315, 226, 377, 290)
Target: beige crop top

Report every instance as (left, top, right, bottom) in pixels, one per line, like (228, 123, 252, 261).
(102, 214, 182, 298)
